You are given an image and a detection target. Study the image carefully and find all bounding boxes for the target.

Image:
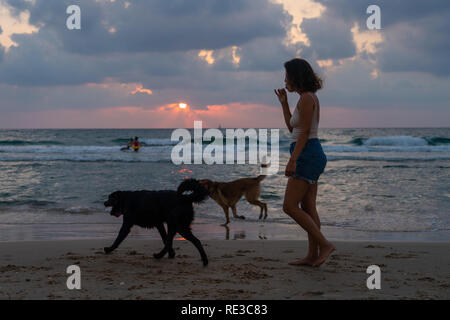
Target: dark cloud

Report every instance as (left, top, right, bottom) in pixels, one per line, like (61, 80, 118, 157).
(300, 11, 356, 60)
(1, 28, 211, 87)
(377, 11, 450, 76)
(316, 0, 450, 29)
(1, 0, 450, 118)
(239, 38, 301, 72)
(210, 37, 301, 72)
(5, 0, 287, 54)
(0, 24, 3, 63)
(309, 0, 450, 76)
(0, 26, 3, 62)
(0, 0, 293, 88)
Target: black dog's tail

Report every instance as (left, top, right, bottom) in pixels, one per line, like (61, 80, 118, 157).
(177, 179, 209, 204)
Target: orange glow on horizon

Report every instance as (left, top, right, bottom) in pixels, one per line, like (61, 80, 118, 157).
(3, 102, 448, 128)
(179, 103, 187, 109)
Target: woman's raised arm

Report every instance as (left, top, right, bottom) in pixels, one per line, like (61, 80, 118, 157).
(274, 88, 293, 132)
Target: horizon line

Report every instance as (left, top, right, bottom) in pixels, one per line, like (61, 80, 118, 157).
(0, 126, 449, 130)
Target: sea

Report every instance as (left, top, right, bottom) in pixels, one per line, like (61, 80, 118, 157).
(0, 128, 449, 242)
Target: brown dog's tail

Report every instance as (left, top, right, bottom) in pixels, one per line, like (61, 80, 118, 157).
(256, 162, 268, 181)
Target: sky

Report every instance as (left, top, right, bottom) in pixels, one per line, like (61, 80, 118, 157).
(0, 0, 449, 128)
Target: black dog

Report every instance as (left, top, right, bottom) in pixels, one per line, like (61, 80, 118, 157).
(103, 179, 209, 266)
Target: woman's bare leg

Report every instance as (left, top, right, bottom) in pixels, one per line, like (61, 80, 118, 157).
(283, 177, 334, 267)
(290, 181, 320, 265)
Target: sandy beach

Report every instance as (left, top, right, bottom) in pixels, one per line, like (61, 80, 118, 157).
(0, 239, 449, 300)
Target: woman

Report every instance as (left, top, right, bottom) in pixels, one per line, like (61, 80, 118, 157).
(274, 58, 335, 267)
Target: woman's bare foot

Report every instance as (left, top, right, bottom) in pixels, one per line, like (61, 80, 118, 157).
(288, 258, 315, 266)
(289, 255, 318, 266)
(312, 243, 336, 267)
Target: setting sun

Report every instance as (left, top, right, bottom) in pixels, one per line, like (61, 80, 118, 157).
(179, 103, 187, 109)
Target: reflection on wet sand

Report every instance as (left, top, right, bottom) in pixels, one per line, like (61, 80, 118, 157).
(223, 225, 245, 240)
(222, 225, 267, 240)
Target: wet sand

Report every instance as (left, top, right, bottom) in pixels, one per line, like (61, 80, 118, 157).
(0, 240, 449, 300)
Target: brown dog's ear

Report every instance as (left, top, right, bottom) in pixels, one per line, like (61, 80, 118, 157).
(199, 179, 210, 187)
(199, 179, 216, 192)
(211, 182, 219, 191)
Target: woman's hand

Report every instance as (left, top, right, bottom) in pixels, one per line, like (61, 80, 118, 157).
(274, 88, 288, 106)
(285, 157, 296, 177)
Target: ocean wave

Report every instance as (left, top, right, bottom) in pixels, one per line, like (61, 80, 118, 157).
(143, 138, 180, 146)
(326, 154, 450, 162)
(324, 145, 450, 153)
(0, 145, 173, 154)
(111, 138, 132, 144)
(0, 199, 56, 207)
(347, 135, 450, 147)
(64, 206, 98, 214)
(424, 136, 450, 145)
(2, 142, 449, 155)
(113, 138, 179, 146)
(0, 156, 172, 163)
(348, 137, 366, 146)
(0, 140, 63, 146)
(0, 142, 279, 156)
(112, 137, 275, 147)
(0, 153, 449, 163)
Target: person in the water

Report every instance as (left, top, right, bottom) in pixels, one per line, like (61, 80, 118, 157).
(127, 138, 134, 149)
(132, 136, 142, 152)
(121, 138, 135, 151)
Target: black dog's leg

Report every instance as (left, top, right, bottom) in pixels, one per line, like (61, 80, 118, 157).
(153, 224, 176, 259)
(154, 223, 175, 259)
(178, 227, 208, 266)
(104, 225, 131, 254)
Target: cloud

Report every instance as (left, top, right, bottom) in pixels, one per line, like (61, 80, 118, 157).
(0, 1, 38, 51)
(4, 0, 287, 54)
(300, 9, 356, 60)
(0, 0, 294, 88)
(0, 0, 449, 128)
(377, 12, 450, 76)
(307, 0, 450, 76)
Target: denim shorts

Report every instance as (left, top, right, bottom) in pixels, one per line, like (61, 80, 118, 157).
(289, 138, 327, 184)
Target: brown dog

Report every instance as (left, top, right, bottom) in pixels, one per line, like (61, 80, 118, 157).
(199, 175, 268, 225)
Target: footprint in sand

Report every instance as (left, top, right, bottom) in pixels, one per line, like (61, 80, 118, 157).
(417, 277, 435, 282)
(302, 291, 324, 297)
(365, 245, 385, 249)
(252, 257, 280, 262)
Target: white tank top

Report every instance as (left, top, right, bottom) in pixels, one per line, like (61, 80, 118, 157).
(290, 92, 320, 142)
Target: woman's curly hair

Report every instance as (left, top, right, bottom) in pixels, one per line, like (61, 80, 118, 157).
(284, 58, 323, 93)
